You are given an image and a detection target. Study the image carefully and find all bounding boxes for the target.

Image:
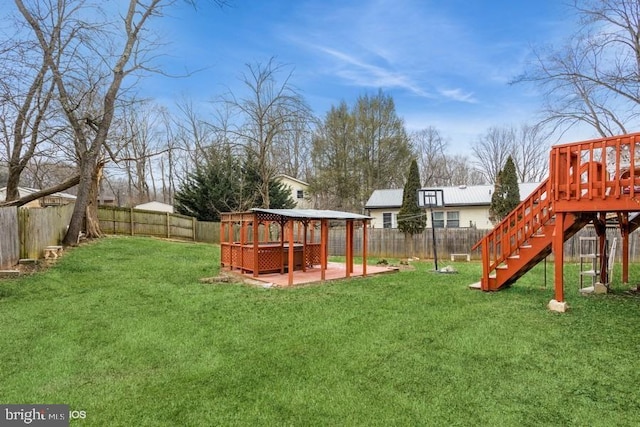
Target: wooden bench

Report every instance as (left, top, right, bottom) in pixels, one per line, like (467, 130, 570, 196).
(450, 253, 470, 262)
(44, 245, 63, 260)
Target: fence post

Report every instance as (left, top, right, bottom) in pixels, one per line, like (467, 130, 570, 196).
(166, 212, 170, 238)
(192, 217, 197, 241)
(130, 208, 134, 236)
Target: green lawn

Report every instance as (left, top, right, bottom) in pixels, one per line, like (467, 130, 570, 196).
(1, 236, 640, 426)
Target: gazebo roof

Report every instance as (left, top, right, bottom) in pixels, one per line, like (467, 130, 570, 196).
(251, 208, 371, 221)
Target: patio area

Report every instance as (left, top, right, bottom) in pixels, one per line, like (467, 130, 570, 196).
(227, 261, 399, 287)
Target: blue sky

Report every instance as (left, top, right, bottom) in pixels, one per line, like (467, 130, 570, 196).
(21, 1, 597, 153)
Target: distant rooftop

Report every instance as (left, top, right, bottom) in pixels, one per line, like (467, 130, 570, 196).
(365, 183, 541, 209)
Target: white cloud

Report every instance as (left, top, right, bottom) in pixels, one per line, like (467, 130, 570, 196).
(313, 45, 431, 97)
(438, 88, 478, 104)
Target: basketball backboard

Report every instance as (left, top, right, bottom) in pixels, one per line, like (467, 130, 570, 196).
(416, 188, 444, 208)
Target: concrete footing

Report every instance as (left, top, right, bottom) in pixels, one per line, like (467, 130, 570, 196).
(548, 299, 569, 313)
(0, 270, 20, 278)
(579, 282, 608, 295)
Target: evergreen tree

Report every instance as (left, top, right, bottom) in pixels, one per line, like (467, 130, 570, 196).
(489, 156, 520, 222)
(174, 155, 241, 221)
(397, 159, 426, 255)
(502, 156, 520, 214)
(489, 170, 504, 222)
(175, 152, 295, 221)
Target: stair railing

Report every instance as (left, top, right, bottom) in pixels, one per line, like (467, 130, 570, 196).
(472, 180, 552, 290)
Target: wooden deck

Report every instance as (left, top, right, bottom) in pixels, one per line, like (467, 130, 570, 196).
(227, 262, 398, 287)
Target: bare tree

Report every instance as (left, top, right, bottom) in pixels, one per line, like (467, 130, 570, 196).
(220, 58, 313, 208)
(512, 123, 550, 182)
(516, 0, 640, 137)
(471, 126, 516, 184)
(412, 127, 450, 186)
(271, 116, 316, 181)
(0, 18, 61, 201)
(14, 0, 226, 244)
(447, 154, 485, 186)
(175, 96, 219, 172)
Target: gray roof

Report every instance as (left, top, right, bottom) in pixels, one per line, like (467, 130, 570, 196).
(0, 186, 77, 200)
(252, 208, 370, 220)
(365, 183, 542, 209)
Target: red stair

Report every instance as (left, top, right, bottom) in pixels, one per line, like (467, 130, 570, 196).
(473, 133, 640, 293)
(473, 133, 640, 301)
(472, 179, 591, 291)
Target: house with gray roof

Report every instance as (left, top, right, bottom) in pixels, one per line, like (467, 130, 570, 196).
(365, 183, 540, 229)
(0, 186, 76, 208)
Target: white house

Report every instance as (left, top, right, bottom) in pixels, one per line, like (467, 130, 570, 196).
(365, 183, 541, 229)
(134, 201, 174, 213)
(275, 174, 312, 209)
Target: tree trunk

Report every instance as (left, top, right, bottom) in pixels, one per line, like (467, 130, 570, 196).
(85, 161, 105, 238)
(4, 164, 22, 202)
(63, 157, 97, 246)
(0, 174, 80, 207)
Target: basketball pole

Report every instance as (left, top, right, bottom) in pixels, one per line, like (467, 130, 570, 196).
(430, 205, 438, 271)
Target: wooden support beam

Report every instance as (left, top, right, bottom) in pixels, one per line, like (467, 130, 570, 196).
(253, 218, 259, 277)
(595, 212, 608, 285)
(321, 219, 328, 281)
(288, 219, 294, 286)
(302, 220, 308, 272)
(279, 220, 286, 274)
(345, 220, 352, 278)
(620, 212, 630, 284)
(553, 212, 565, 302)
(362, 220, 368, 277)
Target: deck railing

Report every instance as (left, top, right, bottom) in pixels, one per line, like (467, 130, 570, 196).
(550, 133, 640, 203)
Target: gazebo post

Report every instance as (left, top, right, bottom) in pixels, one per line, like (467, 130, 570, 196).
(362, 220, 368, 277)
(240, 213, 247, 273)
(279, 220, 286, 274)
(321, 219, 328, 281)
(253, 214, 259, 277)
(345, 219, 353, 277)
(302, 220, 308, 272)
(288, 218, 295, 286)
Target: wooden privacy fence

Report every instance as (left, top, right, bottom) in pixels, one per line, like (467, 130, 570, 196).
(5, 204, 640, 266)
(97, 206, 219, 243)
(19, 203, 75, 259)
(329, 228, 487, 259)
(0, 206, 19, 268)
(329, 226, 640, 262)
(0, 204, 75, 263)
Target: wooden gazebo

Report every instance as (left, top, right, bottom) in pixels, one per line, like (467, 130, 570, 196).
(220, 208, 371, 286)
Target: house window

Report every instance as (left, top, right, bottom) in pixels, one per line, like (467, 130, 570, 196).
(432, 211, 444, 228)
(383, 213, 393, 228)
(446, 211, 460, 228)
(296, 190, 304, 199)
